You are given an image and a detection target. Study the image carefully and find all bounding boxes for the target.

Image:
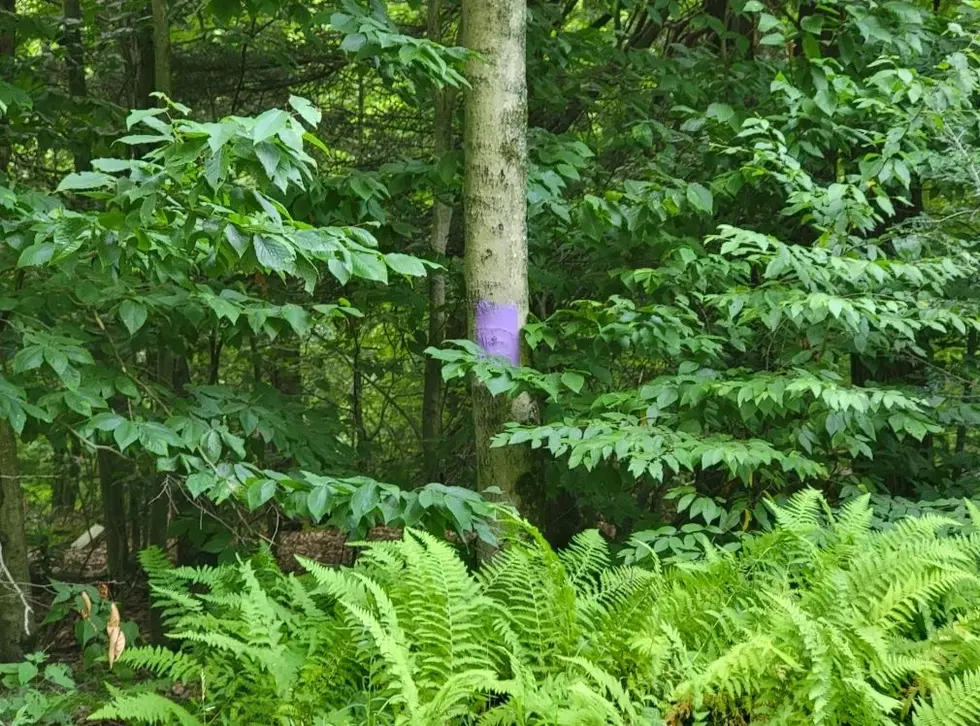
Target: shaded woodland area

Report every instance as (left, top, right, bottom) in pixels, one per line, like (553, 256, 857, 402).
(2, 0, 980, 724)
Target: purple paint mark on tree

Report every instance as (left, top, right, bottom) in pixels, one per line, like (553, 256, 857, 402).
(475, 301, 520, 366)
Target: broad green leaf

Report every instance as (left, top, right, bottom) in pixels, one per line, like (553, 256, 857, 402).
(350, 251, 388, 283)
(64, 391, 92, 416)
(308, 486, 330, 522)
(114, 420, 139, 451)
(385, 253, 427, 277)
(247, 479, 277, 509)
(252, 109, 289, 144)
(90, 413, 125, 431)
(281, 304, 309, 335)
(91, 158, 134, 173)
(758, 13, 780, 31)
(561, 371, 585, 393)
(119, 300, 148, 335)
(288, 95, 322, 127)
(686, 183, 713, 214)
(253, 235, 296, 272)
(224, 225, 250, 257)
(350, 481, 379, 522)
(13, 346, 44, 373)
(186, 472, 215, 498)
(17, 243, 54, 268)
(56, 171, 114, 192)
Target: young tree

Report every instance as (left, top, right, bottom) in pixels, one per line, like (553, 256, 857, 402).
(422, 0, 458, 482)
(462, 0, 533, 507)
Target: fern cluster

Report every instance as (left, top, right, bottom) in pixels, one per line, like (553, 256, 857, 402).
(90, 491, 980, 725)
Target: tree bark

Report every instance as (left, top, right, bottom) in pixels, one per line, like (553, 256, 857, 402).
(133, 6, 155, 109)
(62, 0, 90, 171)
(422, 0, 458, 482)
(150, 0, 171, 97)
(462, 0, 534, 508)
(98, 446, 130, 581)
(955, 328, 977, 456)
(0, 0, 15, 173)
(0, 419, 35, 660)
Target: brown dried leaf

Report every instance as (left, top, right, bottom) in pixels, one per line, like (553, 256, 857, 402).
(80, 591, 92, 620)
(107, 602, 121, 631)
(107, 627, 126, 669)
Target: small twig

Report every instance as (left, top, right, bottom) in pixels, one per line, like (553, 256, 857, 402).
(0, 540, 34, 636)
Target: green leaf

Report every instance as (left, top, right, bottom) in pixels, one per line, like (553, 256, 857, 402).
(13, 346, 44, 373)
(17, 243, 54, 268)
(115, 376, 140, 399)
(117, 134, 171, 146)
(814, 88, 837, 116)
(686, 183, 713, 214)
(253, 235, 296, 272)
(445, 495, 473, 532)
(706, 103, 734, 122)
(801, 14, 824, 33)
(280, 304, 309, 335)
(64, 391, 92, 416)
(252, 109, 289, 144)
(350, 251, 388, 284)
(561, 371, 585, 393)
(485, 375, 513, 396)
(224, 225, 250, 257)
(186, 472, 215, 499)
(202, 430, 222, 461)
(327, 257, 351, 285)
(758, 13, 780, 31)
(350, 481, 380, 522)
(91, 158, 134, 173)
(247, 479, 277, 509)
(207, 296, 240, 324)
(44, 347, 69, 375)
(56, 171, 114, 192)
(385, 253, 427, 277)
(114, 420, 139, 451)
(90, 413, 125, 432)
(288, 95, 322, 127)
(308, 486, 330, 522)
(119, 300, 148, 335)
(18, 660, 38, 685)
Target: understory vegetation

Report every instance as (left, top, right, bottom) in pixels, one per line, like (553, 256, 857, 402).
(88, 493, 980, 725)
(2, 0, 980, 724)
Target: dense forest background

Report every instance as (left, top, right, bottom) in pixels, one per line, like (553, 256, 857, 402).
(3, 0, 980, 723)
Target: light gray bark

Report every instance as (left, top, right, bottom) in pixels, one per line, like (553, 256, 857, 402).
(462, 0, 533, 507)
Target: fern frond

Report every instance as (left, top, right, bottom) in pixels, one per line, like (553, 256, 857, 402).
(559, 529, 611, 597)
(88, 687, 203, 726)
(912, 668, 980, 726)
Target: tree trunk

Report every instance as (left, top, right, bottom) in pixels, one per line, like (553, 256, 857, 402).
(955, 328, 977, 456)
(52, 438, 79, 512)
(0, 0, 15, 174)
(0, 419, 35, 660)
(133, 6, 155, 109)
(98, 447, 130, 581)
(462, 0, 534, 508)
(62, 0, 90, 172)
(422, 0, 458, 482)
(150, 0, 171, 97)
